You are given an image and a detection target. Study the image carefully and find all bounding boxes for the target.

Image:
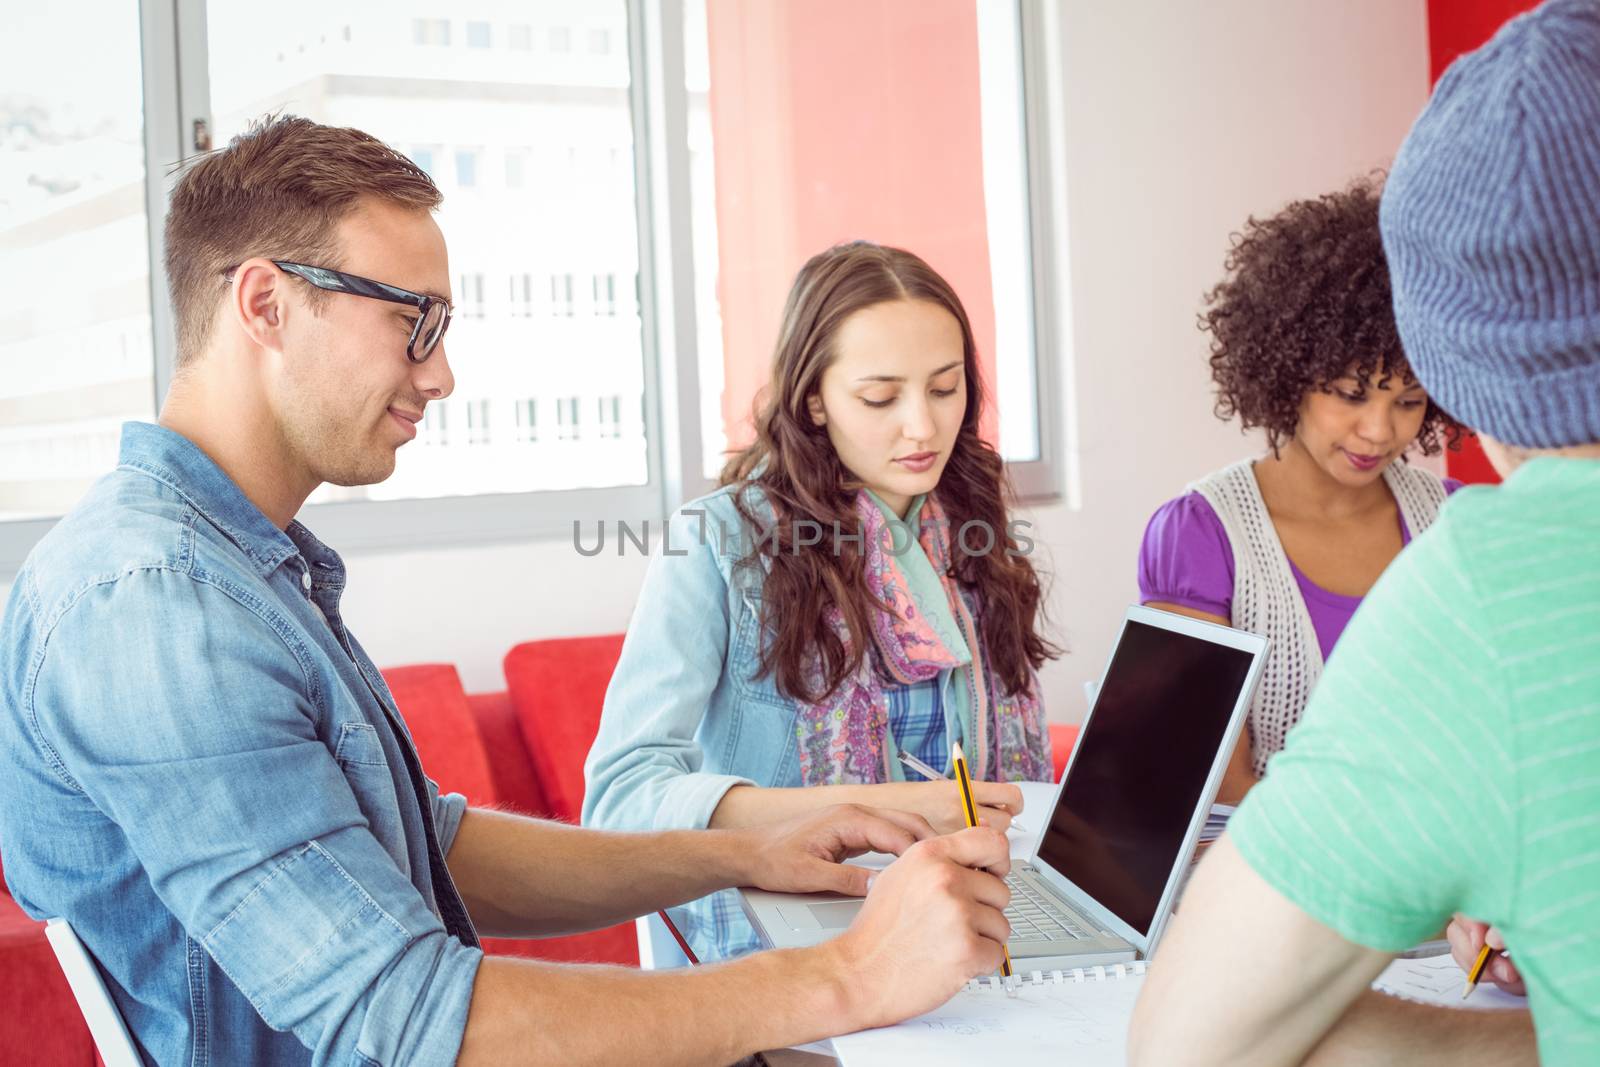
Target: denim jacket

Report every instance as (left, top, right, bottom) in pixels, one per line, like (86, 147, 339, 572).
(583, 483, 981, 832)
(583, 485, 983, 957)
(0, 423, 482, 1066)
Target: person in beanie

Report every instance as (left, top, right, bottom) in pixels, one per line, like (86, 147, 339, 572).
(1130, 2, 1600, 1063)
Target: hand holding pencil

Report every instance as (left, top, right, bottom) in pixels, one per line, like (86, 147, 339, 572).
(951, 741, 1018, 989)
(1447, 913, 1524, 998)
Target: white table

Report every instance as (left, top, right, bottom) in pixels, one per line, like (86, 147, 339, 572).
(747, 780, 1058, 1063)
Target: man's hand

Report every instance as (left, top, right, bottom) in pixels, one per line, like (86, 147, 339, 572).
(824, 827, 1013, 1030)
(1447, 914, 1525, 996)
(731, 803, 937, 896)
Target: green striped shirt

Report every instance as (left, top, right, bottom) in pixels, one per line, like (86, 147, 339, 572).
(1230, 456, 1600, 1064)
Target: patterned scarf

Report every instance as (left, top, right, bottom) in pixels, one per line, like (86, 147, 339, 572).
(793, 491, 1052, 786)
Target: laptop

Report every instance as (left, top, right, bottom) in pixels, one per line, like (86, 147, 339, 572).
(742, 605, 1268, 968)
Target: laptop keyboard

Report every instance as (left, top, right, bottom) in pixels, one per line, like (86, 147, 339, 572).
(1004, 870, 1093, 942)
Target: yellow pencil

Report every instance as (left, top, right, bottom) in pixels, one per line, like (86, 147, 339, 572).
(1460, 943, 1495, 1000)
(952, 740, 1014, 981)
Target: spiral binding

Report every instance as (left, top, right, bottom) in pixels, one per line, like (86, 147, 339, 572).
(965, 959, 1149, 993)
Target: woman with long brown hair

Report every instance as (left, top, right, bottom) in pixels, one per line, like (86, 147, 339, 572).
(583, 241, 1056, 958)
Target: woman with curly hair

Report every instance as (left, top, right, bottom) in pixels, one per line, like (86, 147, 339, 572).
(584, 241, 1056, 958)
(1139, 178, 1460, 804)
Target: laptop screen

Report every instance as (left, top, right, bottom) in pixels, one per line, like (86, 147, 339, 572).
(1035, 618, 1256, 939)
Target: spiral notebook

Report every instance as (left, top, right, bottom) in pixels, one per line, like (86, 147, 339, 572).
(1372, 954, 1529, 1012)
(829, 962, 1147, 1066)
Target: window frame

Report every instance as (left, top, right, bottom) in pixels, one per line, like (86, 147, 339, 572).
(0, 0, 1068, 576)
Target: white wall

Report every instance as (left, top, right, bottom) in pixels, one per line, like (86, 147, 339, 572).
(0, 0, 1433, 711)
(1019, 0, 1431, 721)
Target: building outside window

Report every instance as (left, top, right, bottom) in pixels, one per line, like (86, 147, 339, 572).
(515, 398, 538, 442)
(458, 272, 486, 319)
(596, 395, 622, 439)
(508, 272, 536, 317)
(557, 396, 581, 441)
(550, 273, 576, 317)
(592, 273, 617, 316)
(465, 399, 491, 445)
(420, 402, 450, 447)
(409, 145, 440, 181)
(412, 18, 450, 46)
(454, 147, 481, 188)
(504, 148, 528, 189)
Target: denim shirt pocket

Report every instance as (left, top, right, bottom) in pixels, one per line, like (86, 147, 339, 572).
(331, 722, 406, 858)
(728, 589, 793, 711)
(725, 589, 807, 786)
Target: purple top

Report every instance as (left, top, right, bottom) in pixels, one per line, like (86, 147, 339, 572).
(1138, 479, 1463, 661)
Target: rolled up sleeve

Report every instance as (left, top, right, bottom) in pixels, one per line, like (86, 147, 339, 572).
(31, 570, 480, 1066)
(583, 506, 754, 832)
(427, 777, 470, 855)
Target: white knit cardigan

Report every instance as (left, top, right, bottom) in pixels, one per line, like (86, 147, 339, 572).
(1190, 459, 1450, 776)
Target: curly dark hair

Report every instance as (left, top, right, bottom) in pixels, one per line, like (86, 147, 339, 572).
(1200, 176, 1460, 455)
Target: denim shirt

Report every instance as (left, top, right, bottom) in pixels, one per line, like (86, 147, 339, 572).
(582, 485, 965, 957)
(0, 423, 482, 1066)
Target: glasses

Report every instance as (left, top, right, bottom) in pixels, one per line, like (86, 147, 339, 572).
(228, 260, 453, 362)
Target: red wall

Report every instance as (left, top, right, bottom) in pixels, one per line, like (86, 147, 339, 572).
(1426, 0, 1540, 483)
(705, 0, 1001, 454)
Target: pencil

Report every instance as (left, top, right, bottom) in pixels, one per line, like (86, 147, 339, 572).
(952, 741, 1014, 981)
(898, 751, 1029, 834)
(1460, 943, 1494, 1000)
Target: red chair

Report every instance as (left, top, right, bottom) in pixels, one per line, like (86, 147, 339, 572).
(0, 853, 99, 1064)
(1048, 723, 1080, 782)
(382, 661, 637, 966)
(502, 634, 627, 825)
(382, 665, 498, 808)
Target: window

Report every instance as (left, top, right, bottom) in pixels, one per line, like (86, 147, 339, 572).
(597, 396, 623, 439)
(515, 399, 539, 442)
(509, 273, 537, 317)
(409, 146, 439, 181)
(420, 403, 450, 446)
(3, 1, 1058, 564)
(205, 0, 649, 505)
(682, 0, 1051, 483)
(458, 273, 486, 319)
(550, 273, 576, 317)
(557, 397, 581, 441)
(412, 18, 450, 47)
(592, 273, 618, 316)
(0, 2, 155, 524)
(504, 148, 528, 189)
(465, 399, 492, 445)
(454, 148, 481, 188)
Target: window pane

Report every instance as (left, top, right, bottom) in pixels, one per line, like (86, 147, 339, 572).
(0, 4, 155, 521)
(205, 0, 647, 501)
(685, 0, 1041, 477)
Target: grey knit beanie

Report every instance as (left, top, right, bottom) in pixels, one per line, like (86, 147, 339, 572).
(1380, 0, 1600, 448)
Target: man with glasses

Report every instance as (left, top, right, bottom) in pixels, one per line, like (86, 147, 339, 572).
(0, 116, 1015, 1065)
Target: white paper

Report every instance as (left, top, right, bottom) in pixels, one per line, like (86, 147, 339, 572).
(831, 967, 1144, 1066)
(1373, 953, 1530, 1011)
